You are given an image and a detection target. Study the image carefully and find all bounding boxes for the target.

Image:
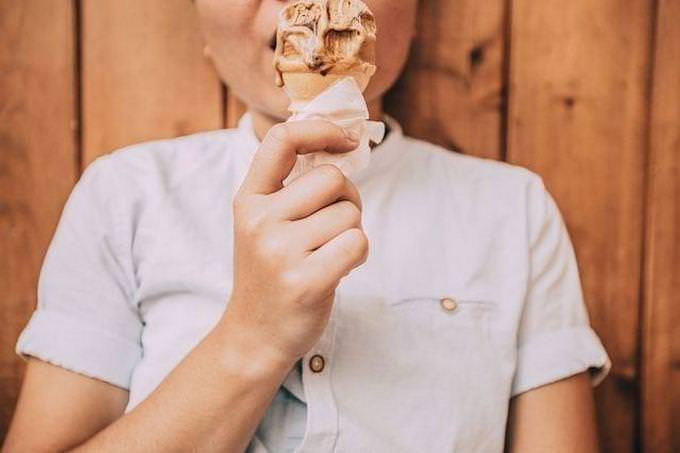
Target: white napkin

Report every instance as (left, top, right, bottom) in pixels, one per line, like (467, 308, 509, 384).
(282, 77, 385, 185)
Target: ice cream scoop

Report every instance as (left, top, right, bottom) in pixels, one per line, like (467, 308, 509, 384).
(274, 0, 384, 183)
(274, 0, 377, 112)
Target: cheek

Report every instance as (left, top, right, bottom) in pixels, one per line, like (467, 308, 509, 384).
(194, 0, 292, 119)
(196, 4, 258, 76)
(195, 1, 257, 49)
(376, 24, 412, 74)
(365, 4, 416, 101)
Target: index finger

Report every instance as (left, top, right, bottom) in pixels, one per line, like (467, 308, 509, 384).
(239, 120, 359, 195)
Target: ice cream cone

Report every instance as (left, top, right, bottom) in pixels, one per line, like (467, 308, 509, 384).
(282, 71, 371, 112)
(274, 0, 377, 110)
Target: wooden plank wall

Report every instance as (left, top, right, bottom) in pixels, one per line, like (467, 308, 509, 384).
(506, 1, 653, 451)
(80, 0, 223, 167)
(642, 1, 680, 451)
(1, 1, 678, 451)
(385, 0, 507, 160)
(0, 0, 79, 437)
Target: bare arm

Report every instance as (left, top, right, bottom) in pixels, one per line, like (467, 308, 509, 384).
(2, 321, 290, 453)
(505, 372, 600, 453)
(2, 358, 130, 452)
(72, 316, 292, 452)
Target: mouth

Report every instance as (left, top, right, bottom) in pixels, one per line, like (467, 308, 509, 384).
(269, 32, 277, 51)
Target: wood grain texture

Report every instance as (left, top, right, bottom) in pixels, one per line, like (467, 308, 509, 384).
(642, 0, 680, 451)
(81, 0, 223, 166)
(384, 0, 507, 159)
(0, 0, 78, 439)
(505, 1, 654, 451)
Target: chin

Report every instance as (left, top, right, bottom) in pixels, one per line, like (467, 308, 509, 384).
(227, 72, 290, 121)
(245, 92, 292, 123)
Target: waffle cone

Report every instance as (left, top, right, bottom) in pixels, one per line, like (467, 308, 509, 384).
(282, 71, 371, 111)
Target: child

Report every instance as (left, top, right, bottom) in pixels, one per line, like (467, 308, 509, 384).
(5, 1, 610, 452)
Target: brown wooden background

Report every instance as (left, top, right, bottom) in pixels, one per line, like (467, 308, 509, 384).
(1, 1, 678, 451)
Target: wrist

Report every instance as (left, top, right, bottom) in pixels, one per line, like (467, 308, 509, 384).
(211, 312, 295, 381)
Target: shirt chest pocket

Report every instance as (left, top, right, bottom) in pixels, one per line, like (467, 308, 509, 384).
(373, 293, 511, 446)
(382, 293, 506, 397)
(387, 294, 498, 340)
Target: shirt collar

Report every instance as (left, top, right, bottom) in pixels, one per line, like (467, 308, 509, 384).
(234, 112, 405, 187)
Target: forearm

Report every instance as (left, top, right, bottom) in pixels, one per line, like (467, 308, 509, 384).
(505, 372, 600, 453)
(71, 314, 294, 453)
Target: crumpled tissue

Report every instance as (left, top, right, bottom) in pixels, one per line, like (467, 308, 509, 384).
(282, 77, 385, 185)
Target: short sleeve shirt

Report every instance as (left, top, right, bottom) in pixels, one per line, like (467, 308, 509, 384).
(16, 114, 611, 452)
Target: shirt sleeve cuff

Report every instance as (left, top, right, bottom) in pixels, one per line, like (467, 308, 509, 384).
(15, 309, 142, 389)
(511, 325, 611, 397)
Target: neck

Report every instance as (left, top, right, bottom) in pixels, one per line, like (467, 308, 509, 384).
(251, 98, 384, 142)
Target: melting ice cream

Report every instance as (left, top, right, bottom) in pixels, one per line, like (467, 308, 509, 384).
(274, 0, 377, 87)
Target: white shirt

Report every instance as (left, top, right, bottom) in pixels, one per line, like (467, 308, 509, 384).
(16, 114, 611, 452)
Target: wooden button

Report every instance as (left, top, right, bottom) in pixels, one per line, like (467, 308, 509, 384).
(309, 354, 325, 373)
(440, 297, 458, 312)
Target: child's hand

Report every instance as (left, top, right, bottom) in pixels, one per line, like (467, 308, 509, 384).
(221, 120, 368, 365)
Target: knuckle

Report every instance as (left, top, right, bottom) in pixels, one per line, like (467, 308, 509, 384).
(280, 270, 302, 288)
(232, 193, 248, 214)
(234, 196, 273, 236)
(256, 232, 288, 259)
(359, 235, 370, 264)
(339, 228, 367, 260)
(351, 228, 369, 257)
(353, 228, 369, 255)
(238, 210, 267, 236)
(339, 201, 362, 226)
(344, 180, 362, 211)
(317, 164, 345, 191)
(267, 123, 292, 145)
(279, 270, 308, 298)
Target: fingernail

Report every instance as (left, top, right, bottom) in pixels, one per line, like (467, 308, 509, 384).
(344, 128, 361, 142)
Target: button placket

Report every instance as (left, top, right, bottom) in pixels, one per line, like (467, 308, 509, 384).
(295, 294, 340, 453)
